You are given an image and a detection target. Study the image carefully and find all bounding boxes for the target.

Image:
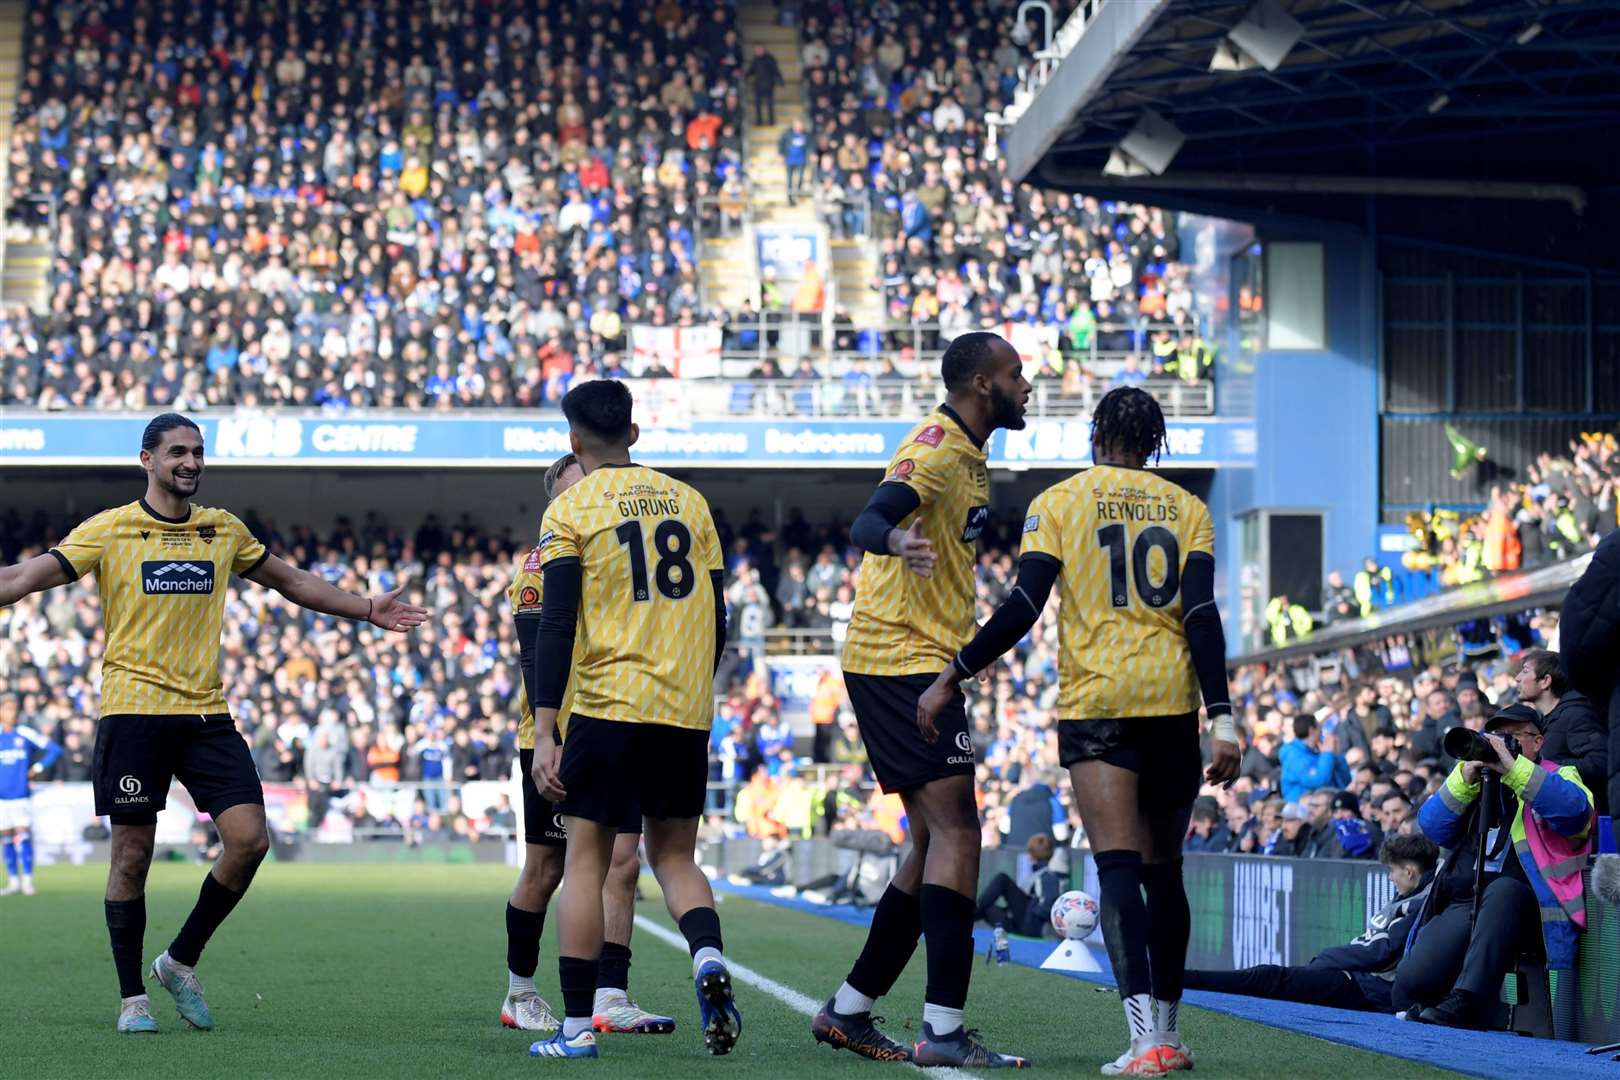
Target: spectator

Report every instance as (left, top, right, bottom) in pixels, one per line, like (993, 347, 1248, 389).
(973, 834, 1066, 937)
(1515, 648, 1608, 813)
(779, 119, 810, 204)
(1279, 715, 1351, 803)
(747, 45, 784, 126)
(1184, 798, 1232, 853)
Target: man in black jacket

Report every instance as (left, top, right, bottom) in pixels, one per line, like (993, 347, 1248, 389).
(1560, 531, 1620, 814)
(973, 834, 1068, 937)
(1184, 835, 1439, 1010)
(747, 45, 783, 126)
(1517, 648, 1608, 813)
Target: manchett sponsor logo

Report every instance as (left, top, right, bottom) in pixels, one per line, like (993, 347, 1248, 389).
(141, 560, 216, 594)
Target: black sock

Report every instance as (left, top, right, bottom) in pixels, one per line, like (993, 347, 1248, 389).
(676, 906, 724, 956)
(1141, 859, 1190, 1003)
(106, 898, 147, 998)
(846, 884, 922, 1000)
(558, 955, 597, 1020)
(1095, 849, 1151, 999)
(506, 902, 546, 979)
(167, 873, 245, 968)
(597, 942, 631, 992)
(919, 883, 975, 1011)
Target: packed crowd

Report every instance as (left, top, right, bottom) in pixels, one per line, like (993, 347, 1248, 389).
(1265, 432, 1620, 645)
(2, 0, 1214, 417)
(5, 0, 749, 412)
(782, 1, 1211, 383)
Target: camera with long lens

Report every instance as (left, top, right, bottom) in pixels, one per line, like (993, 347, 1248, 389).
(1442, 726, 1521, 763)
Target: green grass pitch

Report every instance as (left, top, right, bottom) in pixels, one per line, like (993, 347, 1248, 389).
(0, 863, 1457, 1078)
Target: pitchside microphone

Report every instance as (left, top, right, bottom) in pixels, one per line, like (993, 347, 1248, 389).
(1593, 854, 1620, 906)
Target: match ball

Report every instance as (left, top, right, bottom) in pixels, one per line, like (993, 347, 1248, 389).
(1050, 890, 1099, 940)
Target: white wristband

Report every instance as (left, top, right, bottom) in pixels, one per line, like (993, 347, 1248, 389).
(1211, 712, 1238, 746)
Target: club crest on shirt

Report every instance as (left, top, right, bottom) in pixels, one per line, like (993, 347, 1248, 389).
(913, 424, 944, 447)
(198, 524, 216, 544)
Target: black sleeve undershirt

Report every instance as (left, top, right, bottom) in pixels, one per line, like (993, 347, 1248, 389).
(1181, 552, 1233, 717)
(514, 611, 541, 709)
(954, 553, 1061, 676)
(532, 558, 582, 710)
(711, 569, 726, 672)
(850, 482, 922, 555)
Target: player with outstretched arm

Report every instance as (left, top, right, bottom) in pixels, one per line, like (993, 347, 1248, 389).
(0, 413, 427, 1034)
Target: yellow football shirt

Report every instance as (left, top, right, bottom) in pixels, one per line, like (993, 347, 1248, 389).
(1017, 465, 1215, 719)
(49, 499, 269, 716)
(507, 544, 576, 747)
(536, 464, 723, 730)
(842, 407, 990, 677)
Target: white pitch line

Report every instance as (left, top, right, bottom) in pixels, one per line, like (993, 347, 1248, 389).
(633, 914, 987, 1080)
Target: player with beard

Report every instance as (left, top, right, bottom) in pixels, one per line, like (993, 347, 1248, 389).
(0, 413, 428, 1034)
(918, 387, 1241, 1076)
(811, 332, 1033, 1068)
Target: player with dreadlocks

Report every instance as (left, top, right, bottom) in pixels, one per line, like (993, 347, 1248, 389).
(919, 386, 1240, 1076)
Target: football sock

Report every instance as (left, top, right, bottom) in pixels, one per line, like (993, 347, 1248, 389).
(167, 872, 245, 968)
(677, 906, 724, 958)
(1123, 993, 1155, 1044)
(106, 898, 148, 998)
(506, 901, 546, 980)
(919, 883, 975, 1012)
(562, 1016, 593, 1040)
(832, 982, 876, 1015)
(1141, 859, 1190, 1009)
(2, 839, 16, 879)
(1095, 850, 1153, 1041)
(692, 946, 724, 977)
(596, 941, 631, 993)
(18, 834, 32, 875)
(845, 884, 922, 1001)
(559, 955, 597, 1027)
(922, 1003, 964, 1037)
(1154, 998, 1180, 1038)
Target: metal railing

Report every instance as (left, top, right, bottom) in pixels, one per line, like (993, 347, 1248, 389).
(685, 375, 1212, 419)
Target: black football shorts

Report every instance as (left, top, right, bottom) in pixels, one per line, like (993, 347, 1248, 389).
(844, 672, 974, 794)
(554, 715, 706, 830)
(92, 713, 265, 826)
(521, 742, 644, 845)
(1058, 712, 1203, 814)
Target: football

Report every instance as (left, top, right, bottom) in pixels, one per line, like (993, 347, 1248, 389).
(1050, 890, 1100, 940)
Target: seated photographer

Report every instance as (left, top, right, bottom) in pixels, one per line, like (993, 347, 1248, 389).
(973, 834, 1067, 937)
(1394, 704, 1595, 1030)
(1184, 835, 1438, 1010)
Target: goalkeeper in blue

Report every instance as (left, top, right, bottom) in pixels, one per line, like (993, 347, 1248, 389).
(0, 693, 62, 896)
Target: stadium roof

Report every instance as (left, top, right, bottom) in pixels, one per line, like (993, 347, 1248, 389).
(1005, 0, 1620, 268)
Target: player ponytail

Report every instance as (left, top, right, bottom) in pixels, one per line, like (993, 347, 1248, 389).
(1089, 387, 1167, 465)
(141, 412, 201, 452)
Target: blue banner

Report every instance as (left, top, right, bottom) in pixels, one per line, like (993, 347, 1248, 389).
(0, 413, 1255, 469)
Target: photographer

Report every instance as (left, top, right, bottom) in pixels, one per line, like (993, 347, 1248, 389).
(1393, 705, 1595, 1029)
(1184, 835, 1438, 1011)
